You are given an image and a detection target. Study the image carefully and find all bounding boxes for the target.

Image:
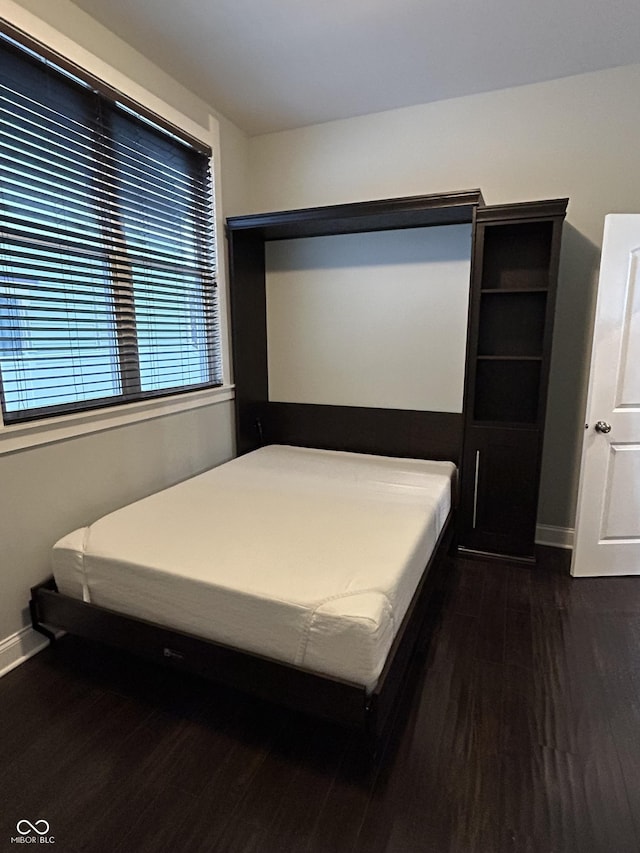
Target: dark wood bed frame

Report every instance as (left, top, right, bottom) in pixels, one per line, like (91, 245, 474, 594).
(30, 511, 453, 750)
(30, 191, 482, 751)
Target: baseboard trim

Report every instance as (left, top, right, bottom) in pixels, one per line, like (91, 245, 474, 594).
(0, 626, 49, 678)
(535, 524, 574, 550)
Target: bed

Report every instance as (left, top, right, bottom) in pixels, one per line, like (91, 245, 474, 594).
(31, 442, 456, 746)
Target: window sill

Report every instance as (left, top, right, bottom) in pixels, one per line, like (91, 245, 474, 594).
(0, 384, 235, 457)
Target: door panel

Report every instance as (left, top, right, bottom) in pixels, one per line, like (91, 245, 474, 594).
(600, 445, 640, 540)
(617, 247, 640, 405)
(572, 215, 640, 576)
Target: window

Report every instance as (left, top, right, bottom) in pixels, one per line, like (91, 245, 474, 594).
(0, 30, 221, 425)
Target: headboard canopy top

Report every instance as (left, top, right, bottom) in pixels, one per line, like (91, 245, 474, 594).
(226, 189, 485, 241)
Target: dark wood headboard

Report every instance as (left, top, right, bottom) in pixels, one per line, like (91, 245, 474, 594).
(256, 402, 463, 464)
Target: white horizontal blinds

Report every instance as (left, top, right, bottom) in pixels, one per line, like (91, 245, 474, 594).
(0, 41, 120, 417)
(0, 34, 219, 424)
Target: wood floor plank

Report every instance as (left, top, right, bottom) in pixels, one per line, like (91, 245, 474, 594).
(304, 740, 377, 853)
(444, 558, 485, 618)
(500, 742, 638, 853)
(505, 562, 533, 616)
(207, 714, 314, 853)
(258, 724, 350, 852)
(154, 712, 285, 853)
(474, 561, 508, 664)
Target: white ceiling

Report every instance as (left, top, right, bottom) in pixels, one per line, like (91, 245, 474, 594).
(70, 0, 640, 136)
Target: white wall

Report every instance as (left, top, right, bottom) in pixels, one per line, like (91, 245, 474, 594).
(249, 63, 640, 536)
(0, 0, 247, 670)
(266, 225, 472, 412)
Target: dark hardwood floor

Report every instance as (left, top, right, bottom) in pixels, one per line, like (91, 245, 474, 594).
(2, 553, 640, 853)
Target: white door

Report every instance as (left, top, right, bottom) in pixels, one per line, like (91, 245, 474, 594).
(572, 215, 640, 576)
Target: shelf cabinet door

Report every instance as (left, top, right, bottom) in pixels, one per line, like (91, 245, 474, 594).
(459, 427, 541, 559)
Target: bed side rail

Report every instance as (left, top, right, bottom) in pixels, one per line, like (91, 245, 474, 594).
(29, 577, 369, 730)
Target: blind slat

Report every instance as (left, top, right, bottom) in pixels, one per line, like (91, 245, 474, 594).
(1, 220, 216, 273)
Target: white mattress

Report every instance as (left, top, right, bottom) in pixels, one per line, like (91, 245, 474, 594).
(52, 445, 455, 690)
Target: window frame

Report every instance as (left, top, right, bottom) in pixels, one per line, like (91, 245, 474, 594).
(0, 17, 231, 444)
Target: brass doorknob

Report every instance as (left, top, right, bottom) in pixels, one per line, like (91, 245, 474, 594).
(595, 421, 612, 434)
